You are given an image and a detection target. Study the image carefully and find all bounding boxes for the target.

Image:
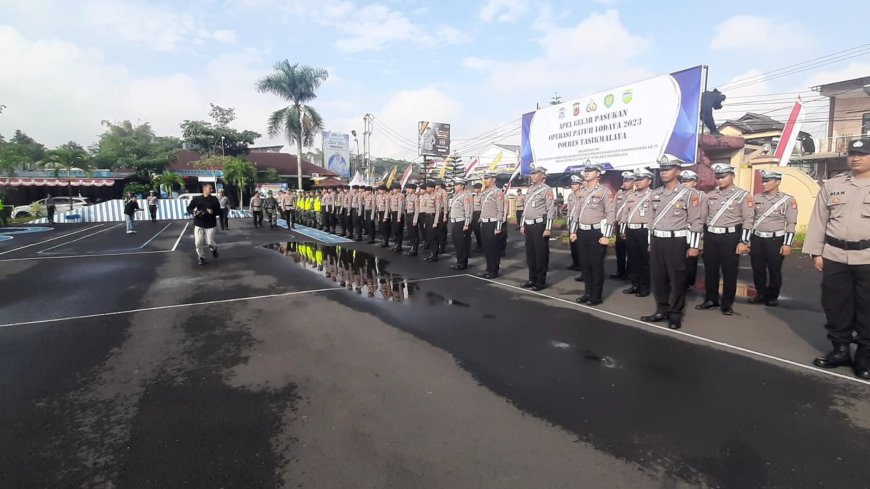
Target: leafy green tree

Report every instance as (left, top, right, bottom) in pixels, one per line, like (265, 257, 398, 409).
(260, 167, 280, 182)
(92, 120, 180, 183)
(153, 170, 184, 194)
(123, 182, 152, 198)
(222, 157, 257, 206)
(179, 120, 260, 157)
(2, 130, 46, 170)
(42, 148, 93, 210)
(257, 61, 328, 189)
(60, 140, 85, 152)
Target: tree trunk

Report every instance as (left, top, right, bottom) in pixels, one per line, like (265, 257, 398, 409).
(296, 130, 303, 190)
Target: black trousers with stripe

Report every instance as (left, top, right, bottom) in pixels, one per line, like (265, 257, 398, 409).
(749, 235, 785, 300)
(702, 230, 742, 308)
(577, 229, 606, 301)
(650, 236, 689, 320)
(524, 222, 549, 285)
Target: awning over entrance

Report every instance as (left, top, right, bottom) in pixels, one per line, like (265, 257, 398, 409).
(0, 177, 116, 187)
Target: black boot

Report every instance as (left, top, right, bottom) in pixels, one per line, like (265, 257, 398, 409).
(405, 246, 418, 257)
(813, 343, 852, 369)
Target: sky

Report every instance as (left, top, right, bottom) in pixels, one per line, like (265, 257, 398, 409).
(1, 0, 868, 162)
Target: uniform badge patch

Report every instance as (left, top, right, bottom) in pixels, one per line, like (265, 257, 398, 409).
(691, 195, 699, 207)
(791, 199, 797, 209)
(746, 195, 754, 208)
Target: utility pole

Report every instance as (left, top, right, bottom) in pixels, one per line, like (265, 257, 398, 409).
(363, 113, 373, 183)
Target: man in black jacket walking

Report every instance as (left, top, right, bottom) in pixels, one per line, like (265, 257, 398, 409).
(187, 184, 221, 265)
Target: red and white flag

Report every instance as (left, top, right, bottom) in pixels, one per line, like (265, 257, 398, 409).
(399, 165, 414, 189)
(774, 100, 805, 167)
(463, 157, 480, 178)
(503, 161, 522, 193)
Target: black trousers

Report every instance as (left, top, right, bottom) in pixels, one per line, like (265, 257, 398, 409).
(498, 221, 508, 256)
(219, 208, 229, 229)
(149, 205, 157, 222)
(339, 210, 348, 235)
(451, 221, 471, 266)
(390, 212, 404, 247)
(524, 222, 549, 285)
(471, 211, 482, 249)
(348, 209, 358, 237)
(420, 213, 437, 256)
(578, 229, 607, 301)
(750, 235, 785, 300)
(352, 209, 364, 240)
(686, 255, 699, 290)
(47, 206, 55, 223)
(515, 210, 523, 228)
(405, 213, 419, 248)
(614, 232, 627, 276)
(822, 259, 870, 347)
(570, 238, 580, 268)
(438, 214, 448, 250)
(481, 221, 501, 275)
(252, 210, 263, 227)
(378, 211, 390, 245)
(702, 230, 742, 307)
(626, 228, 650, 291)
(651, 236, 689, 320)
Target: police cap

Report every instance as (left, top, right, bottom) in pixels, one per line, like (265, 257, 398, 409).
(679, 170, 698, 181)
(760, 170, 783, 180)
(712, 163, 735, 176)
(848, 138, 870, 155)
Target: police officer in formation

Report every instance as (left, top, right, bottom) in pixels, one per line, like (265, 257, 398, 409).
(695, 163, 754, 316)
(420, 182, 442, 261)
(679, 170, 704, 290)
(520, 168, 556, 291)
(448, 179, 474, 270)
(748, 170, 798, 307)
(403, 184, 420, 256)
(641, 156, 704, 330)
(619, 168, 654, 297)
(805, 138, 870, 379)
(569, 162, 615, 306)
(471, 182, 484, 252)
(611, 171, 636, 279)
(566, 174, 583, 273)
(389, 183, 405, 253)
(478, 172, 506, 278)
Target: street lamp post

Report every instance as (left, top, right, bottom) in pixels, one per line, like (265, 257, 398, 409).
(351, 130, 360, 178)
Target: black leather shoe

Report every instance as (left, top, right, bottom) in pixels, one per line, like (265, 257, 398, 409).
(813, 344, 852, 369)
(721, 306, 735, 316)
(641, 313, 668, 323)
(635, 290, 650, 298)
(747, 296, 767, 305)
(198, 257, 206, 265)
(854, 349, 870, 379)
(450, 264, 467, 270)
(574, 275, 585, 282)
(623, 286, 639, 295)
(586, 299, 603, 306)
(531, 284, 546, 291)
(609, 273, 627, 280)
(404, 249, 418, 257)
(576, 296, 589, 304)
(668, 319, 682, 330)
(520, 281, 535, 288)
(210, 246, 218, 259)
(478, 272, 495, 279)
(765, 299, 779, 307)
(566, 264, 579, 271)
(367, 240, 376, 244)
(695, 301, 720, 310)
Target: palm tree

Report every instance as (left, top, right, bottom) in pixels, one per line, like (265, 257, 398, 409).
(42, 148, 93, 211)
(257, 61, 328, 189)
(153, 170, 184, 195)
(222, 157, 256, 207)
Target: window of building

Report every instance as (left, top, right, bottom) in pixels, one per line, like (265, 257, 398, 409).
(863, 113, 870, 137)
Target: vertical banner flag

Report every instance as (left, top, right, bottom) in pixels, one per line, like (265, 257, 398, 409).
(380, 169, 390, 184)
(504, 161, 522, 194)
(399, 165, 413, 189)
(322, 131, 351, 178)
(386, 166, 398, 187)
(774, 100, 805, 167)
(520, 65, 706, 175)
(438, 159, 449, 179)
(463, 157, 480, 178)
(488, 151, 504, 172)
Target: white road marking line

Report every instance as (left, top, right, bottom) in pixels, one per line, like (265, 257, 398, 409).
(0, 250, 171, 262)
(0, 224, 104, 256)
(37, 223, 123, 253)
(463, 274, 870, 387)
(172, 221, 190, 251)
(137, 222, 173, 249)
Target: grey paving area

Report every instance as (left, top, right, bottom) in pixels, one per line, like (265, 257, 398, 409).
(1, 220, 868, 488)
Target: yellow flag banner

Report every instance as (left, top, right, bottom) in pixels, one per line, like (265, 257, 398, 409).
(488, 151, 503, 171)
(438, 159, 449, 179)
(386, 165, 398, 187)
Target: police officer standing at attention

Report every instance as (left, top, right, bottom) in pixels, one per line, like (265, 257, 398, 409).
(365, 186, 377, 243)
(420, 183, 442, 261)
(696, 163, 754, 316)
(437, 182, 450, 254)
(404, 184, 421, 256)
(748, 170, 798, 307)
(514, 189, 525, 230)
(478, 172, 505, 278)
(569, 162, 615, 306)
(449, 179, 474, 270)
(566, 174, 583, 273)
(520, 168, 556, 291)
(375, 185, 390, 247)
(679, 170, 704, 290)
(471, 182, 484, 252)
(805, 138, 870, 379)
(612, 171, 636, 280)
(641, 157, 704, 330)
(619, 168, 654, 297)
(389, 183, 405, 253)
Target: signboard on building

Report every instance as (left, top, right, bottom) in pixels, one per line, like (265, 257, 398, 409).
(177, 169, 224, 177)
(520, 65, 706, 174)
(255, 182, 289, 196)
(322, 131, 351, 179)
(418, 121, 451, 157)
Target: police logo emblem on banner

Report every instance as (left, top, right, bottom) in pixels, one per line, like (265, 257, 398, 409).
(586, 100, 597, 112)
(604, 94, 615, 108)
(622, 89, 633, 104)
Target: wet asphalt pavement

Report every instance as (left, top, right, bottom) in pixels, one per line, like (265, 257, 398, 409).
(1, 221, 869, 488)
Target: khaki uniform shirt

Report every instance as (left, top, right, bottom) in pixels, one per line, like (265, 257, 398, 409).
(515, 194, 526, 210)
(480, 187, 506, 231)
(405, 193, 420, 225)
(650, 184, 704, 248)
(389, 192, 405, 221)
(249, 196, 263, 212)
(566, 191, 579, 221)
(521, 183, 556, 230)
(363, 193, 374, 217)
(449, 190, 474, 226)
(618, 188, 653, 232)
(614, 188, 632, 224)
(282, 194, 297, 210)
(804, 172, 870, 264)
(418, 192, 441, 216)
(569, 184, 616, 236)
(321, 192, 334, 210)
(436, 188, 449, 221)
(375, 193, 388, 216)
(752, 191, 798, 245)
(704, 185, 755, 242)
(473, 192, 482, 212)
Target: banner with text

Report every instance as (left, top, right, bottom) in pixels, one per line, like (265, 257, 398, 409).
(322, 131, 351, 179)
(520, 66, 705, 175)
(418, 121, 451, 157)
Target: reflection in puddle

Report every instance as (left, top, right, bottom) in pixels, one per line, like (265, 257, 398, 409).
(265, 242, 420, 302)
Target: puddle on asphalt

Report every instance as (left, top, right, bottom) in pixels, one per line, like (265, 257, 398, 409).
(264, 242, 469, 307)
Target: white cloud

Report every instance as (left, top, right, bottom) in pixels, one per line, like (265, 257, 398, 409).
(711, 15, 813, 52)
(81, 0, 237, 52)
(466, 10, 652, 97)
(802, 62, 870, 88)
(479, 0, 529, 23)
(462, 57, 494, 70)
